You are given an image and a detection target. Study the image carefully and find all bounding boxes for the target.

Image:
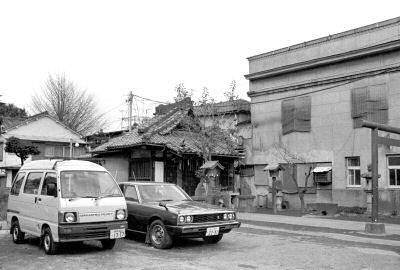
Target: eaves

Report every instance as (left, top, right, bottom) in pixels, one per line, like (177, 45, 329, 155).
(245, 40, 400, 82)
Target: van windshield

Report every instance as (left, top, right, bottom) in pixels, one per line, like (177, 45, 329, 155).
(60, 171, 122, 199)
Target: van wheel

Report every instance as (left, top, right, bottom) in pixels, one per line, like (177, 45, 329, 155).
(43, 227, 58, 255)
(203, 234, 223, 244)
(149, 220, 173, 249)
(11, 220, 25, 244)
(101, 239, 116, 250)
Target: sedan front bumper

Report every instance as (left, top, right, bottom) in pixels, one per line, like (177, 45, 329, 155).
(165, 220, 241, 238)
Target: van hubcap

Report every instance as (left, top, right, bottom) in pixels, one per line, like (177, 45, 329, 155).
(13, 226, 18, 240)
(44, 234, 50, 251)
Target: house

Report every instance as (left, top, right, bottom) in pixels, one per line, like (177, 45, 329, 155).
(90, 98, 242, 205)
(0, 112, 86, 188)
(245, 17, 400, 213)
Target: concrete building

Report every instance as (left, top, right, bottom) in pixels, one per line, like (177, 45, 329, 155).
(245, 17, 400, 213)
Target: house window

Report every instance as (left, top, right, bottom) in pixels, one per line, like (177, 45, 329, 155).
(281, 96, 311, 135)
(44, 146, 55, 157)
(346, 157, 361, 187)
(388, 156, 400, 187)
(351, 84, 388, 128)
(129, 159, 152, 181)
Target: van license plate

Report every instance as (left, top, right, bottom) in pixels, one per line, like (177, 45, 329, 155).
(206, 227, 219, 236)
(110, 229, 125, 239)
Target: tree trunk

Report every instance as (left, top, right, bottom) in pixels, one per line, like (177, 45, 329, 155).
(299, 189, 305, 213)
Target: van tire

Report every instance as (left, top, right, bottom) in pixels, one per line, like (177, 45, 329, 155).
(11, 220, 25, 244)
(43, 227, 58, 255)
(101, 239, 116, 250)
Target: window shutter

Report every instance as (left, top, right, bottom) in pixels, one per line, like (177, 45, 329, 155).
(368, 84, 388, 124)
(295, 96, 311, 132)
(282, 99, 295, 135)
(351, 87, 368, 128)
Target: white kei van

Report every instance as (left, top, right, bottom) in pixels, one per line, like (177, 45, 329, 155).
(7, 160, 127, 255)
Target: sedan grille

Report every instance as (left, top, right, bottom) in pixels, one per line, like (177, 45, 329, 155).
(193, 213, 224, 223)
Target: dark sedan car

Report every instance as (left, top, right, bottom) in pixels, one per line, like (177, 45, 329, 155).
(119, 182, 241, 249)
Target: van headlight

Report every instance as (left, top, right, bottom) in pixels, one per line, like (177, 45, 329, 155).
(64, 212, 77, 223)
(115, 209, 126, 220)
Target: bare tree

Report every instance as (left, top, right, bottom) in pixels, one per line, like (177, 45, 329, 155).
(272, 141, 314, 212)
(31, 73, 106, 135)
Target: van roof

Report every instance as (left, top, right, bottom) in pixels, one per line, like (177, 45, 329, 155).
(20, 160, 107, 172)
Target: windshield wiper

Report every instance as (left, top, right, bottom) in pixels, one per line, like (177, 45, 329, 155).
(68, 196, 96, 201)
(95, 194, 120, 200)
(158, 199, 173, 202)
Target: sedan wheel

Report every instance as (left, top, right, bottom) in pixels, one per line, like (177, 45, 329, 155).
(149, 220, 173, 249)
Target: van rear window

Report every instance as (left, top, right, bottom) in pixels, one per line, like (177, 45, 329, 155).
(60, 171, 121, 199)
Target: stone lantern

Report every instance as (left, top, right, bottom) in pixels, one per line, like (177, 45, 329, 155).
(194, 161, 225, 204)
(263, 163, 284, 213)
(361, 164, 380, 214)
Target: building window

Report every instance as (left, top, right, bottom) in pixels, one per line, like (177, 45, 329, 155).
(0, 143, 3, 161)
(351, 84, 388, 128)
(388, 156, 400, 187)
(281, 96, 311, 135)
(346, 157, 361, 187)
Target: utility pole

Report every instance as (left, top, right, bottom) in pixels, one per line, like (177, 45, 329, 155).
(127, 91, 133, 131)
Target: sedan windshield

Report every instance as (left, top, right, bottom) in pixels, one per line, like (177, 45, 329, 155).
(60, 171, 122, 198)
(138, 184, 191, 203)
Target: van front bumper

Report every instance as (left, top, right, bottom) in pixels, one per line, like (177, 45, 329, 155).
(58, 221, 127, 242)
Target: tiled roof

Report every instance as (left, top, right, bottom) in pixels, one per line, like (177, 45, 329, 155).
(92, 130, 236, 156)
(194, 99, 250, 116)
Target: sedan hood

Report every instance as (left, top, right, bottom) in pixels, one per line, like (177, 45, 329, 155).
(153, 200, 230, 215)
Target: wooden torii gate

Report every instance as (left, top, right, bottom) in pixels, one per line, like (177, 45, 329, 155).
(361, 120, 400, 233)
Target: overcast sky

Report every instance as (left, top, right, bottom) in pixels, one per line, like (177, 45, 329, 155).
(1, 0, 399, 131)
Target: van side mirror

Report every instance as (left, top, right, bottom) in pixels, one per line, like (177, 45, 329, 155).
(47, 183, 57, 197)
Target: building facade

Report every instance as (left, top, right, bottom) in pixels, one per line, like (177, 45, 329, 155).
(245, 17, 400, 213)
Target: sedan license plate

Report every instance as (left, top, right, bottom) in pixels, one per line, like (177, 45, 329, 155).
(110, 229, 125, 239)
(206, 227, 219, 236)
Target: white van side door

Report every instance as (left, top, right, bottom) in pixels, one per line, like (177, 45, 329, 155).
(37, 172, 59, 226)
(19, 171, 44, 235)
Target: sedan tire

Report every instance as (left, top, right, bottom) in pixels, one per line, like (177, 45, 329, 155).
(149, 220, 173, 249)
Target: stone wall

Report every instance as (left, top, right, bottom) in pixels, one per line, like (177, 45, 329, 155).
(0, 188, 10, 220)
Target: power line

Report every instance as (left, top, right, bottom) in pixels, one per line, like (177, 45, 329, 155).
(132, 94, 168, 104)
(251, 65, 400, 105)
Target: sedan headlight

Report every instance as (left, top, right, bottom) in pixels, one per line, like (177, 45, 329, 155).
(64, 212, 77, 223)
(116, 209, 126, 220)
(178, 215, 193, 224)
(223, 212, 236, 220)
